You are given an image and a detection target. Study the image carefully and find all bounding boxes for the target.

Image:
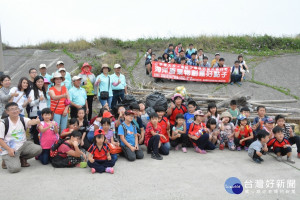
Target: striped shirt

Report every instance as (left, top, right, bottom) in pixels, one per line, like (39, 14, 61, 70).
(280, 124, 292, 139)
(50, 86, 67, 115)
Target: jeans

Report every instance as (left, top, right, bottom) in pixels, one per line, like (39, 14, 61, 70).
(111, 154, 118, 163)
(53, 113, 68, 134)
(147, 135, 169, 155)
(87, 95, 94, 121)
(87, 159, 115, 173)
(191, 133, 215, 150)
(234, 137, 253, 147)
(231, 74, 242, 83)
(112, 89, 125, 109)
(98, 96, 112, 108)
(170, 133, 189, 148)
(30, 116, 40, 145)
(39, 149, 51, 165)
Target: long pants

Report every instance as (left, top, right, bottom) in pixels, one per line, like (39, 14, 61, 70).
(30, 116, 39, 145)
(1, 141, 42, 173)
(98, 96, 112, 109)
(121, 145, 144, 161)
(289, 136, 300, 153)
(87, 159, 115, 173)
(191, 133, 215, 150)
(170, 133, 189, 148)
(70, 105, 86, 119)
(39, 149, 50, 165)
(274, 147, 292, 156)
(234, 137, 253, 147)
(53, 113, 68, 134)
(112, 89, 125, 110)
(87, 95, 94, 121)
(231, 74, 242, 83)
(147, 135, 169, 155)
(252, 150, 266, 159)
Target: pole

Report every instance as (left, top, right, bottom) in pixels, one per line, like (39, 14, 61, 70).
(0, 25, 4, 76)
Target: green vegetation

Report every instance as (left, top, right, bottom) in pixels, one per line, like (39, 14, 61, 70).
(12, 35, 300, 56)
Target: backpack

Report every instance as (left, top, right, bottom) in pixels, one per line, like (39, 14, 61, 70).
(231, 66, 241, 75)
(50, 138, 71, 158)
(1, 117, 26, 137)
(116, 123, 136, 142)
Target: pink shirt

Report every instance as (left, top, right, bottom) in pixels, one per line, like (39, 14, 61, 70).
(39, 121, 59, 149)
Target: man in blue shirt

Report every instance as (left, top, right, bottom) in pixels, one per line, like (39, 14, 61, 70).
(69, 76, 88, 118)
(187, 53, 199, 66)
(39, 64, 52, 83)
(185, 44, 197, 59)
(118, 110, 144, 161)
(52, 61, 72, 83)
(111, 64, 127, 109)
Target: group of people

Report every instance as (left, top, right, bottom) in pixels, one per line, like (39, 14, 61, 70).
(0, 59, 299, 175)
(144, 43, 250, 85)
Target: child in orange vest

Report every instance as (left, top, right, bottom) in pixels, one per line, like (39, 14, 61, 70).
(234, 115, 253, 151)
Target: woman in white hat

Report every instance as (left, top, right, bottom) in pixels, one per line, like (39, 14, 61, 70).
(94, 64, 113, 108)
(48, 72, 70, 133)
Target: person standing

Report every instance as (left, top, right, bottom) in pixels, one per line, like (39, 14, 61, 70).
(0, 75, 18, 118)
(111, 64, 127, 109)
(52, 61, 72, 83)
(69, 76, 88, 119)
(78, 62, 96, 121)
(49, 72, 70, 133)
(95, 64, 113, 108)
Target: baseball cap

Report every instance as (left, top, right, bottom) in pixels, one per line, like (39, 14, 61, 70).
(103, 112, 113, 118)
(72, 76, 82, 81)
(39, 64, 47, 69)
(56, 61, 64, 65)
(58, 68, 66, 72)
(114, 64, 121, 69)
(94, 129, 105, 137)
(264, 117, 274, 124)
(125, 110, 135, 115)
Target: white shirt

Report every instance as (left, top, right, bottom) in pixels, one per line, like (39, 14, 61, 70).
(0, 117, 30, 155)
(29, 90, 47, 117)
(9, 87, 28, 115)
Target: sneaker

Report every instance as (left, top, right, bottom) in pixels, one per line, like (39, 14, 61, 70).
(237, 147, 241, 151)
(175, 145, 180, 151)
(91, 168, 96, 174)
(105, 167, 114, 174)
(219, 144, 225, 150)
(276, 156, 283, 162)
(182, 147, 187, 153)
(252, 158, 261, 164)
(151, 152, 163, 160)
(75, 163, 81, 168)
(237, 82, 242, 86)
(258, 157, 264, 162)
(244, 146, 248, 151)
(199, 149, 207, 154)
(194, 147, 201, 153)
(230, 82, 234, 85)
(298, 153, 300, 158)
(247, 70, 249, 73)
(146, 70, 149, 75)
(287, 157, 295, 164)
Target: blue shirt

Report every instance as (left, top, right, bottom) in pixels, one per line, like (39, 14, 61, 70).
(187, 59, 198, 66)
(118, 122, 137, 147)
(69, 86, 87, 106)
(95, 74, 113, 97)
(200, 62, 211, 68)
(61, 79, 71, 91)
(40, 73, 53, 84)
(186, 49, 197, 59)
(184, 112, 195, 134)
(110, 73, 127, 90)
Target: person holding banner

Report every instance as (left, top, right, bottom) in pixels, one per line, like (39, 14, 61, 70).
(200, 56, 210, 67)
(187, 53, 199, 66)
(213, 58, 226, 68)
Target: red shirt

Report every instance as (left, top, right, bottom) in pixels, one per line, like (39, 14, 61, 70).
(267, 138, 290, 150)
(158, 117, 170, 143)
(57, 142, 73, 158)
(169, 105, 187, 126)
(88, 144, 109, 160)
(188, 122, 206, 136)
(234, 125, 253, 139)
(60, 128, 71, 139)
(144, 122, 162, 147)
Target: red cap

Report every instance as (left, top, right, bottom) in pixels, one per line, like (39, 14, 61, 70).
(103, 112, 113, 118)
(94, 129, 105, 137)
(125, 110, 135, 115)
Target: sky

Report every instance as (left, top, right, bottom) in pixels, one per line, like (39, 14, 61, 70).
(0, 0, 300, 47)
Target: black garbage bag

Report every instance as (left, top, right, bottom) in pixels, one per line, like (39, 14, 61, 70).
(145, 107, 156, 116)
(121, 95, 137, 109)
(146, 92, 168, 111)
